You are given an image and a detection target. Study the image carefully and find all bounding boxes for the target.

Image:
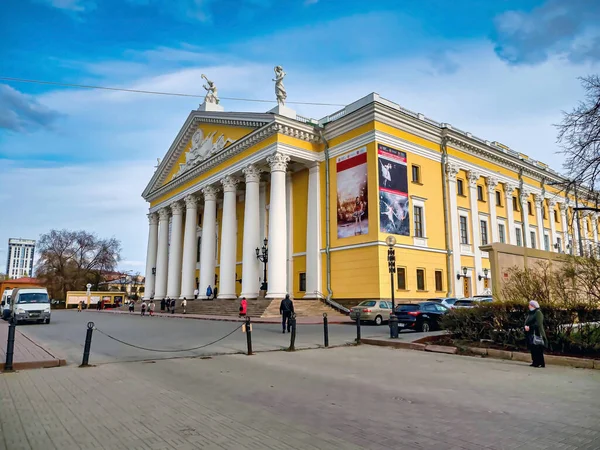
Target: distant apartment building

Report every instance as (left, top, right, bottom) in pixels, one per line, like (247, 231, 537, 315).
(6, 238, 36, 279)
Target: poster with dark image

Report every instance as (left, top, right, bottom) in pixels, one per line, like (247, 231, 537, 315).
(378, 144, 409, 235)
(336, 147, 369, 238)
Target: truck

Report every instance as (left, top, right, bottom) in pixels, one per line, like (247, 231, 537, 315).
(9, 287, 52, 324)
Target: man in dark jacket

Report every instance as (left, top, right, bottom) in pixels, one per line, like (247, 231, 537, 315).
(280, 294, 294, 333)
(160, 298, 166, 312)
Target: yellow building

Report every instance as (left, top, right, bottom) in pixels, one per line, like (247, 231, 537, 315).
(142, 92, 599, 304)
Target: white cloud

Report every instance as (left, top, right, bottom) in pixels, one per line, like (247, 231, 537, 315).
(35, 0, 95, 12)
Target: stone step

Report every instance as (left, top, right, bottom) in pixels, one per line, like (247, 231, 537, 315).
(261, 299, 347, 318)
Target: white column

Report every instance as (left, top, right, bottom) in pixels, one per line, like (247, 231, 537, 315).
(286, 172, 294, 296)
(559, 202, 570, 254)
(547, 199, 557, 252)
(304, 163, 323, 298)
(583, 212, 590, 255)
(504, 183, 517, 245)
(154, 207, 170, 300)
(166, 202, 184, 298)
(143, 212, 159, 300)
(258, 182, 267, 288)
(520, 190, 531, 248)
(218, 176, 238, 299)
(241, 165, 261, 299)
(468, 170, 483, 294)
(533, 194, 545, 250)
(198, 186, 218, 299)
(486, 177, 499, 243)
(266, 152, 290, 299)
(180, 195, 198, 299)
(446, 163, 463, 297)
(593, 214, 599, 257)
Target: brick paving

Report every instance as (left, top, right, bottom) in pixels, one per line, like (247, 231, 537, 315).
(0, 320, 65, 371)
(1, 345, 599, 449)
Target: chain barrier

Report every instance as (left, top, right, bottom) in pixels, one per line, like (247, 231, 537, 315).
(93, 324, 242, 353)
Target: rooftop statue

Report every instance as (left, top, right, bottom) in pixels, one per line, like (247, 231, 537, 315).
(273, 66, 287, 107)
(201, 74, 219, 104)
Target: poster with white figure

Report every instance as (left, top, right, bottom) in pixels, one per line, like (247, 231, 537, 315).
(378, 144, 409, 235)
(336, 147, 369, 238)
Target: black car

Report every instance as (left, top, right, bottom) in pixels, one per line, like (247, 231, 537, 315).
(393, 302, 449, 332)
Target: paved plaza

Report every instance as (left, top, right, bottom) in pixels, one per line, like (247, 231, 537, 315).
(1, 345, 599, 450)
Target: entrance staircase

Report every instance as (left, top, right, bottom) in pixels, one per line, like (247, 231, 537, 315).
(184, 299, 272, 317)
(261, 299, 347, 318)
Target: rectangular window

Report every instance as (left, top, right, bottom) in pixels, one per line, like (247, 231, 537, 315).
(512, 197, 519, 211)
(457, 179, 464, 196)
(459, 216, 469, 244)
(516, 228, 523, 247)
(397, 267, 407, 290)
(498, 223, 506, 244)
(197, 237, 201, 263)
(414, 206, 424, 237)
(299, 273, 306, 292)
(554, 210, 559, 223)
(411, 164, 421, 183)
(477, 185, 484, 201)
(434, 270, 443, 292)
(557, 237, 562, 252)
(543, 207, 547, 220)
(528, 202, 533, 216)
(530, 231, 536, 249)
(480, 220, 488, 245)
(416, 269, 425, 291)
(544, 234, 550, 251)
(495, 191, 502, 207)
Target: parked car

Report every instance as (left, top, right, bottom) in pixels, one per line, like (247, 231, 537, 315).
(428, 297, 460, 309)
(472, 295, 493, 303)
(393, 302, 449, 332)
(452, 299, 476, 309)
(349, 300, 393, 325)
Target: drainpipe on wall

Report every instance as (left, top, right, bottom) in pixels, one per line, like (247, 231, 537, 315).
(440, 133, 453, 297)
(518, 169, 528, 248)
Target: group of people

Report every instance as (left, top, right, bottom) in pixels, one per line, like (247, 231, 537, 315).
(127, 298, 188, 316)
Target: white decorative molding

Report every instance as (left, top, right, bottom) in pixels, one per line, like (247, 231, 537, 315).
(446, 163, 460, 181)
(184, 194, 198, 209)
(170, 201, 184, 215)
(467, 170, 481, 187)
(267, 152, 290, 172)
(221, 175, 239, 193)
(504, 183, 517, 197)
(174, 129, 234, 179)
(319, 241, 448, 254)
(533, 193, 544, 207)
(413, 237, 428, 247)
(460, 243, 473, 254)
(148, 212, 159, 225)
(158, 208, 170, 220)
(242, 164, 262, 183)
(202, 185, 219, 202)
(486, 176, 499, 193)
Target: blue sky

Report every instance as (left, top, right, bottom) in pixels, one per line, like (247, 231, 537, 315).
(1, 0, 599, 272)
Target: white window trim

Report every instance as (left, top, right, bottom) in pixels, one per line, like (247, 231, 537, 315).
(543, 232, 550, 252)
(529, 228, 537, 249)
(459, 212, 472, 253)
(479, 214, 490, 258)
(497, 218, 507, 244)
(412, 198, 427, 247)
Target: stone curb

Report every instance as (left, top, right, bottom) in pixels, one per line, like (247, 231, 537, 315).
(361, 338, 426, 351)
(1, 358, 67, 372)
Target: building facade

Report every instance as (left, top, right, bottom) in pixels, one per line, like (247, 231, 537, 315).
(142, 93, 599, 302)
(6, 238, 36, 280)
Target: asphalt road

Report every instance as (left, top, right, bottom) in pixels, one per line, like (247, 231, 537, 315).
(13, 310, 421, 365)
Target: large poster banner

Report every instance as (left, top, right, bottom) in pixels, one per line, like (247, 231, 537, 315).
(336, 147, 369, 238)
(378, 144, 409, 235)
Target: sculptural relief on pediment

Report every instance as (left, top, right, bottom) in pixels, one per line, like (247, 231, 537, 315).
(173, 128, 234, 179)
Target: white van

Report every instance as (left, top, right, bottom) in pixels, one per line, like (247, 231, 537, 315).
(10, 288, 51, 324)
(1, 289, 13, 320)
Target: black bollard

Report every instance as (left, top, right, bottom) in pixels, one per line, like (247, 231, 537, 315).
(323, 313, 329, 348)
(4, 316, 17, 371)
(355, 311, 361, 344)
(245, 316, 253, 355)
(80, 321, 95, 367)
(389, 312, 399, 339)
(288, 313, 297, 351)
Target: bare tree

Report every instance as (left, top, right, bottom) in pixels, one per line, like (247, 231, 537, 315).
(35, 229, 121, 300)
(558, 75, 600, 189)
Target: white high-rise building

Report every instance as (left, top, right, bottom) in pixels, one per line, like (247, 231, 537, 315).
(6, 238, 36, 279)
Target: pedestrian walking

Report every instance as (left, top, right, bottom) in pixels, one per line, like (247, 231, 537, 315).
(213, 286, 218, 300)
(279, 294, 294, 333)
(525, 300, 546, 368)
(194, 288, 199, 300)
(239, 297, 247, 318)
(181, 298, 187, 314)
(96, 300, 101, 311)
(206, 285, 213, 300)
(141, 301, 147, 316)
(129, 300, 135, 313)
(171, 298, 176, 314)
(160, 298, 166, 312)
(166, 297, 171, 313)
(149, 300, 155, 316)
(77, 301, 82, 312)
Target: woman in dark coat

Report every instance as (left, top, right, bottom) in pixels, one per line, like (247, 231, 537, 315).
(525, 300, 547, 368)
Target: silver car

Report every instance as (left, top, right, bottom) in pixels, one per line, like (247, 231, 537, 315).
(349, 300, 392, 326)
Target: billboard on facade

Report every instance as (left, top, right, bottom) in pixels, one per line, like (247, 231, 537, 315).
(378, 144, 409, 235)
(336, 147, 369, 238)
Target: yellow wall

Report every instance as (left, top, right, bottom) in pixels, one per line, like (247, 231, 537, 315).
(330, 246, 380, 299)
(292, 169, 309, 254)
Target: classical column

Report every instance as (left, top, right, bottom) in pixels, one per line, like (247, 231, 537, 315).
(533, 194, 545, 250)
(218, 176, 238, 299)
(547, 199, 557, 252)
(559, 202, 570, 254)
(468, 170, 483, 294)
(166, 201, 184, 299)
(286, 172, 294, 295)
(593, 214, 599, 257)
(266, 152, 290, 299)
(304, 163, 323, 298)
(180, 195, 199, 299)
(504, 183, 517, 245)
(486, 176, 499, 243)
(446, 163, 463, 297)
(241, 165, 261, 299)
(198, 186, 218, 299)
(583, 212, 590, 256)
(154, 207, 170, 300)
(143, 212, 159, 300)
(520, 189, 531, 248)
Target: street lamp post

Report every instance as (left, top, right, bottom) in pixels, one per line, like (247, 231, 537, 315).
(386, 236, 399, 339)
(256, 238, 268, 291)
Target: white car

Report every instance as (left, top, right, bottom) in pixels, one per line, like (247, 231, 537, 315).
(1, 288, 13, 320)
(10, 288, 52, 324)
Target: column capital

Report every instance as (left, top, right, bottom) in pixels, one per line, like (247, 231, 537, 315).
(582, 210, 593, 218)
(533, 193, 544, 207)
(148, 212, 159, 226)
(184, 194, 199, 209)
(202, 185, 219, 201)
(467, 170, 481, 187)
(158, 208, 170, 221)
(308, 162, 320, 174)
(242, 164, 262, 183)
(547, 198, 557, 208)
(486, 176, 499, 193)
(519, 189, 531, 201)
(221, 175, 240, 193)
(267, 152, 290, 172)
(445, 163, 459, 181)
(170, 201, 184, 215)
(559, 202, 569, 212)
(504, 182, 517, 197)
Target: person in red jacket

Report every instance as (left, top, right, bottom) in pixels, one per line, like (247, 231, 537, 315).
(239, 297, 248, 318)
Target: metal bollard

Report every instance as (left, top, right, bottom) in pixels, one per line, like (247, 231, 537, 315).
(389, 313, 399, 339)
(4, 316, 17, 371)
(355, 311, 361, 344)
(80, 322, 95, 367)
(323, 313, 329, 348)
(288, 313, 297, 351)
(245, 316, 253, 355)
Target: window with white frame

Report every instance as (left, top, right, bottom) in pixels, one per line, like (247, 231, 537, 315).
(544, 234, 550, 252)
(414, 206, 424, 237)
(556, 236, 562, 252)
(498, 223, 506, 243)
(530, 231, 536, 249)
(459, 215, 469, 244)
(480, 219, 488, 245)
(515, 228, 523, 246)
